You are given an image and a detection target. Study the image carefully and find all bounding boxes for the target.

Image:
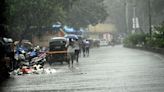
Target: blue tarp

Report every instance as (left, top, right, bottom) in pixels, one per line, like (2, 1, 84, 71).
(64, 26, 76, 32)
(52, 24, 84, 35)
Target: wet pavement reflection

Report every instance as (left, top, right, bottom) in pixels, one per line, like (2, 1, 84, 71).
(1, 45, 164, 92)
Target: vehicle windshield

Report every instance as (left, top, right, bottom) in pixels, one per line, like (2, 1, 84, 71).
(50, 40, 66, 45)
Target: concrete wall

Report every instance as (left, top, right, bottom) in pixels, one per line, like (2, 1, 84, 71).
(33, 34, 57, 47)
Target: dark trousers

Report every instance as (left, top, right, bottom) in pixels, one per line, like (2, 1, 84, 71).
(75, 50, 80, 62)
(82, 48, 86, 57)
(86, 47, 90, 56)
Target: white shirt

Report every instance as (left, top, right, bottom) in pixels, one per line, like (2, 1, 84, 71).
(74, 41, 80, 50)
(67, 45, 75, 53)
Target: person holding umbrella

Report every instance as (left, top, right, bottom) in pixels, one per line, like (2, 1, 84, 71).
(67, 38, 75, 67)
(74, 38, 80, 63)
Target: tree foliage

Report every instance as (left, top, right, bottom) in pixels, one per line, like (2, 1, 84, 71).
(152, 0, 164, 14)
(123, 22, 164, 48)
(6, 0, 108, 39)
(123, 33, 147, 47)
(6, 0, 77, 39)
(147, 22, 164, 48)
(65, 0, 108, 28)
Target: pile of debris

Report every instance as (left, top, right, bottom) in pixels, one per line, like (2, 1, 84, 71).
(11, 65, 56, 75)
(0, 38, 57, 77)
(10, 40, 56, 75)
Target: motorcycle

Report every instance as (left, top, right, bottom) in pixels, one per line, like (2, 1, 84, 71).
(14, 47, 29, 68)
(30, 52, 47, 67)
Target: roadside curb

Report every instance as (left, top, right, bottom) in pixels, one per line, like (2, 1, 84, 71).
(124, 46, 164, 55)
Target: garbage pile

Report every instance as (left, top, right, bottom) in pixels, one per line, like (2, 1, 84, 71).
(11, 40, 52, 75)
(12, 65, 57, 75)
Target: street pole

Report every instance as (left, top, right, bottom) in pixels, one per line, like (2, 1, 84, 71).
(131, 0, 137, 34)
(133, 6, 136, 33)
(125, 0, 129, 34)
(148, 0, 152, 37)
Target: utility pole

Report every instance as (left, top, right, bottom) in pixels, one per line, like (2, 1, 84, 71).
(148, 0, 152, 37)
(125, 0, 129, 34)
(132, 5, 136, 33)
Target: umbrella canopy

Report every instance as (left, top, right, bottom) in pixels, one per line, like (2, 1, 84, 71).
(64, 34, 78, 40)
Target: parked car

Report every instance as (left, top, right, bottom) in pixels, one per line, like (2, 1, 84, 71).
(47, 37, 69, 65)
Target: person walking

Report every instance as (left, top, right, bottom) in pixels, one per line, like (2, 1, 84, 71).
(67, 38, 75, 67)
(74, 39, 80, 63)
(82, 40, 86, 57)
(85, 40, 90, 57)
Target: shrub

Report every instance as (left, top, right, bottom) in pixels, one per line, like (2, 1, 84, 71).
(123, 22, 164, 48)
(123, 33, 147, 47)
(146, 36, 164, 48)
(146, 22, 164, 48)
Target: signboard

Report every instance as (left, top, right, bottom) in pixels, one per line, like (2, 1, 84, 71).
(132, 17, 140, 29)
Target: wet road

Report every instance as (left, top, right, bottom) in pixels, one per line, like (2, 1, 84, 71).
(1, 45, 164, 92)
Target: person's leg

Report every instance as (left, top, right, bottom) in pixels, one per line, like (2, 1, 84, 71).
(83, 48, 85, 57)
(71, 53, 74, 67)
(88, 48, 90, 56)
(75, 50, 77, 62)
(76, 50, 79, 62)
(86, 47, 88, 56)
(7, 52, 13, 71)
(79, 48, 81, 57)
(67, 53, 71, 67)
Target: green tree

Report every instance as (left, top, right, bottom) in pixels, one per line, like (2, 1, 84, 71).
(148, 22, 164, 48)
(65, 0, 108, 29)
(6, 0, 77, 39)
